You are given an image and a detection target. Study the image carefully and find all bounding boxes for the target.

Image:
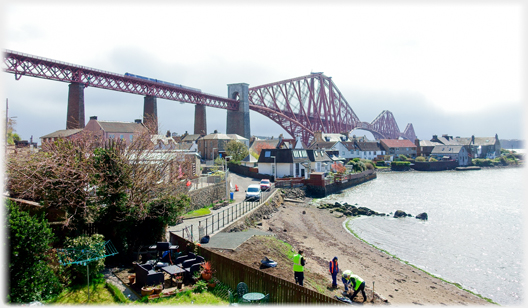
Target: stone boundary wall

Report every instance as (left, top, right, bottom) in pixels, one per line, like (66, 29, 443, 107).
(187, 182, 226, 212)
(306, 170, 377, 198)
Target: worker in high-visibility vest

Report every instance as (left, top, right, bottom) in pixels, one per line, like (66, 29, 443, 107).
(342, 270, 367, 302)
(292, 250, 306, 286)
(329, 256, 339, 288)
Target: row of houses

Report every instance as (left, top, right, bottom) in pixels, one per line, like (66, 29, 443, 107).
(416, 134, 501, 166)
(39, 116, 501, 175)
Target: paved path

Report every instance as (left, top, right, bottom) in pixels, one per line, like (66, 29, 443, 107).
(103, 267, 139, 301)
(166, 173, 272, 244)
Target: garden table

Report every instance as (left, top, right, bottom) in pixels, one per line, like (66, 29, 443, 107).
(161, 265, 186, 287)
(242, 292, 265, 303)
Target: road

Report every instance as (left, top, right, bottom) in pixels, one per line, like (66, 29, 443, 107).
(166, 172, 271, 242)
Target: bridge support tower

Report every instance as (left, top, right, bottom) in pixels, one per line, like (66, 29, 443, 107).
(143, 95, 158, 134)
(66, 82, 85, 129)
(226, 83, 250, 139)
(194, 105, 207, 135)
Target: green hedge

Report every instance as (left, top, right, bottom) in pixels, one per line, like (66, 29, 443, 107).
(391, 161, 411, 166)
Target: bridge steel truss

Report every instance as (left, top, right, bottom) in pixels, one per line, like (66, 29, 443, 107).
(3, 50, 416, 143)
(3, 50, 239, 110)
(248, 73, 416, 145)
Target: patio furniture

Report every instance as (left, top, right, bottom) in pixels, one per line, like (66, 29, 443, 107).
(261, 293, 270, 303)
(161, 265, 186, 287)
(135, 263, 164, 288)
(149, 242, 178, 262)
(174, 254, 194, 266)
(237, 282, 249, 299)
(181, 258, 197, 269)
(242, 292, 265, 303)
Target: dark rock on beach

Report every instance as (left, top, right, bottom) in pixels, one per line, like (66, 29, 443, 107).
(416, 212, 428, 220)
(394, 210, 407, 218)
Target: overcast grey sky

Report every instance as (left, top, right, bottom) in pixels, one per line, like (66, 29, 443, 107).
(1, 1, 526, 143)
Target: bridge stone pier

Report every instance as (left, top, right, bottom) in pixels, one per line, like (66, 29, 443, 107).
(66, 82, 85, 129)
(194, 105, 207, 135)
(226, 83, 251, 139)
(143, 95, 158, 133)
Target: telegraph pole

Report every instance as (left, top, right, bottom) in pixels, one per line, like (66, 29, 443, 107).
(5, 98, 8, 155)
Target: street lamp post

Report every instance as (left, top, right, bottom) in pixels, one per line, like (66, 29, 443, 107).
(225, 156, 232, 201)
(270, 155, 276, 180)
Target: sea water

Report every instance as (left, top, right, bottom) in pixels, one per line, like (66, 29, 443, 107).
(320, 167, 525, 305)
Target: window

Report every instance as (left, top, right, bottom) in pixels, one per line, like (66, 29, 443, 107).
(265, 151, 271, 158)
(130, 135, 133, 141)
(120, 134, 124, 140)
(315, 151, 318, 157)
(109, 134, 115, 139)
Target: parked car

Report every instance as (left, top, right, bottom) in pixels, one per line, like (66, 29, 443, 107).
(245, 184, 261, 201)
(260, 179, 271, 191)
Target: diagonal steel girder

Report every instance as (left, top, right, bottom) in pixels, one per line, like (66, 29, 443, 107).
(3, 49, 239, 110)
(249, 73, 360, 145)
(370, 110, 401, 140)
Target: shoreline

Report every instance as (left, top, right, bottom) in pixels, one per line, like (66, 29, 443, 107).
(260, 197, 494, 306)
(342, 217, 496, 305)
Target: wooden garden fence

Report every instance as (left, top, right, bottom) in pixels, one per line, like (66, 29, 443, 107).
(169, 233, 342, 305)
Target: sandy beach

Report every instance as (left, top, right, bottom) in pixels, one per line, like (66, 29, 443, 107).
(257, 198, 493, 305)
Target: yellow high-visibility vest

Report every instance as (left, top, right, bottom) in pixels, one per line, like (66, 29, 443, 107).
(350, 274, 364, 290)
(293, 254, 304, 272)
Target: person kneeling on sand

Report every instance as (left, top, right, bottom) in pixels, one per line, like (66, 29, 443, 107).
(342, 270, 367, 302)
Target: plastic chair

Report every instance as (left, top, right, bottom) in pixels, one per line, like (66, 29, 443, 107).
(237, 282, 249, 299)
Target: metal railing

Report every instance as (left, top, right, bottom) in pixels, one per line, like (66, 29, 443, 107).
(173, 187, 277, 242)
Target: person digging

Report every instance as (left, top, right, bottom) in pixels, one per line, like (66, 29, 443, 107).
(342, 270, 367, 303)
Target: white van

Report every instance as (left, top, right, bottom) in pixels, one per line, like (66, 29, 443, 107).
(245, 184, 261, 201)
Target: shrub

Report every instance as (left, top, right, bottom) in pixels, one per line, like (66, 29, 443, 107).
(363, 159, 377, 169)
(7, 200, 62, 303)
(429, 157, 438, 162)
(398, 154, 408, 161)
(473, 159, 493, 166)
(391, 161, 411, 166)
(415, 156, 426, 162)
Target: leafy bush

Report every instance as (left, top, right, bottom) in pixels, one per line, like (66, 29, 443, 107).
(64, 234, 106, 283)
(363, 159, 377, 169)
(193, 280, 208, 293)
(429, 157, 438, 162)
(398, 154, 408, 161)
(415, 156, 426, 162)
(8, 200, 62, 303)
(472, 159, 493, 166)
(391, 161, 411, 166)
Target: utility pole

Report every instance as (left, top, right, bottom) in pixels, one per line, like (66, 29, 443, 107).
(5, 98, 8, 155)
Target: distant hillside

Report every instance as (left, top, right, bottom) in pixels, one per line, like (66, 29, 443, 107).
(500, 139, 524, 149)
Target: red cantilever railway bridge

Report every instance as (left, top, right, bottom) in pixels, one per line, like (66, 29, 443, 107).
(3, 49, 416, 145)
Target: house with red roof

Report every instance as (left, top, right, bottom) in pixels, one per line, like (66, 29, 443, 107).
(380, 139, 417, 159)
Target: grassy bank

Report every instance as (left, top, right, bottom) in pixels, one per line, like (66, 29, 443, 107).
(344, 218, 498, 305)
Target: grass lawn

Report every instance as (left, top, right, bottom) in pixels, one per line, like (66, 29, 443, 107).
(47, 282, 120, 305)
(182, 207, 212, 219)
(47, 280, 229, 305)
